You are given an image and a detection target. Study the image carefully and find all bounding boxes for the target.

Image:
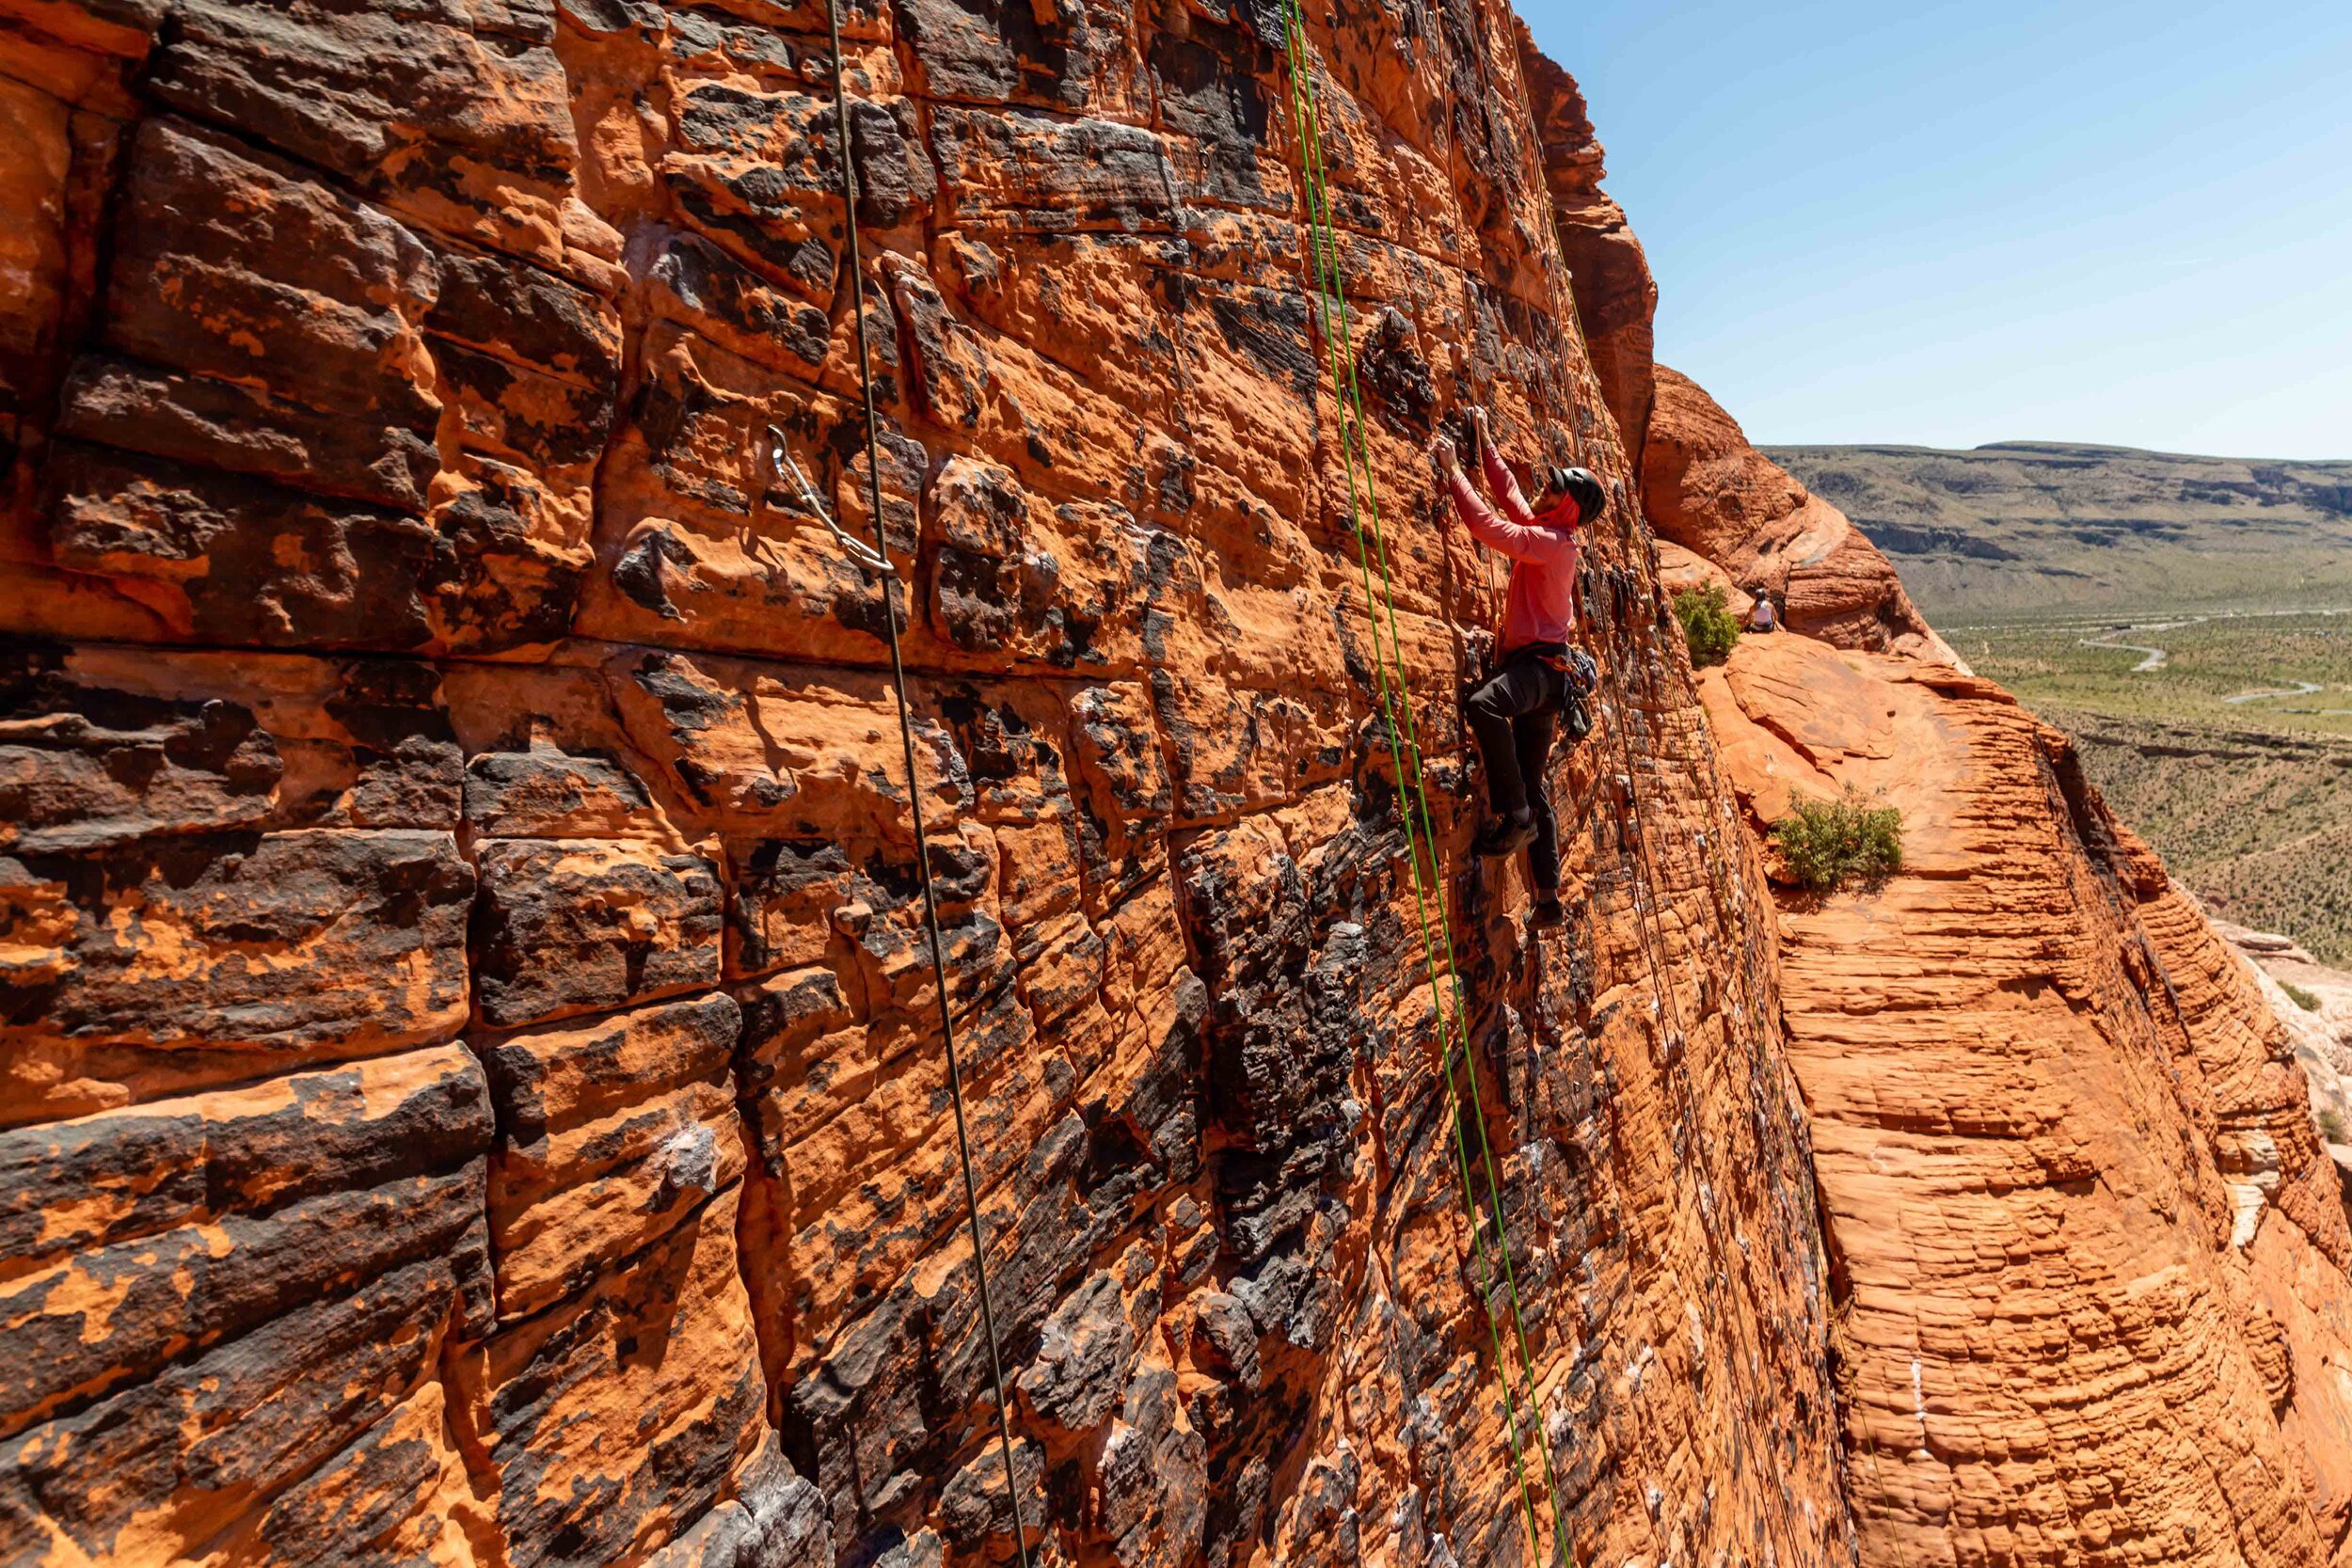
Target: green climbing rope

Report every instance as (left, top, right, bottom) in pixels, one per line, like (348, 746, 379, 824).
(1273, 7, 1575, 1562)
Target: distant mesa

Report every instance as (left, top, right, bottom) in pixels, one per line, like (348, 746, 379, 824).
(1765, 439, 2352, 619)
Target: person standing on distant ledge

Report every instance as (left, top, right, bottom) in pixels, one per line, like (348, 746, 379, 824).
(1436, 406, 1605, 931)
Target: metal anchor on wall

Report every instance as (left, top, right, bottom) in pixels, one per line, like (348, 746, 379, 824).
(766, 423, 896, 580)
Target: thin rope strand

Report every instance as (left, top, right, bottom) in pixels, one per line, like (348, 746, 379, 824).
(1286, 20, 1577, 1560)
(821, 8, 1035, 1564)
(1274, 10, 1549, 1548)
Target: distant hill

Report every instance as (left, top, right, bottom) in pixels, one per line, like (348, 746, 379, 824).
(1762, 441, 2352, 621)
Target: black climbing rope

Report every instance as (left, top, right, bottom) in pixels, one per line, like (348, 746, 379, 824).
(817, 6, 1036, 1563)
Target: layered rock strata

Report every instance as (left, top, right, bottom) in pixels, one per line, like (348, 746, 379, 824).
(0, 4, 1852, 1567)
(2216, 922, 2352, 1220)
(1641, 368, 1952, 664)
(11, 0, 2350, 1564)
(1676, 420, 2352, 1565)
(1515, 35, 1653, 481)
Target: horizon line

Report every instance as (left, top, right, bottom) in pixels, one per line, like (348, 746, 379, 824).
(1752, 437, 2352, 465)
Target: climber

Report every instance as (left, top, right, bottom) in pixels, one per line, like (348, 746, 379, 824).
(1438, 406, 1605, 930)
(1748, 590, 1780, 633)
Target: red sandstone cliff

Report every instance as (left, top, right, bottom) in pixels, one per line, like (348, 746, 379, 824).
(4, 3, 2347, 1568)
(1704, 635, 2352, 1565)
(0, 4, 1848, 1568)
(1514, 33, 1653, 482)
(1643, 368, 1955, 664)
(1650, 380, 2352, 1560)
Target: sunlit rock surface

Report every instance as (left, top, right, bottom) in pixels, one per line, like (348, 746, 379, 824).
(1697, 604, 2352, 1567)
(3, 1, 2346, 1566)
(1642, 368, 1954, 665)
(0, 3, 1849, 1565)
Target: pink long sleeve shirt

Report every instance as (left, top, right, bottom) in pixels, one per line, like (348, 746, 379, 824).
(1447, 443, 1581, 652)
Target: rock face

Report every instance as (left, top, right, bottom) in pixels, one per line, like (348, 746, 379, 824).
(2, 4, 1851, 1568)
(1641, 368, 1954, 664)
(8, 1, 2349, 1566)
(1516, 35, 1655, 480)
(1664, 345, 2352, 1560)
(2215, 921, 2352, 1216)
(1697, 582, 2352, 1564)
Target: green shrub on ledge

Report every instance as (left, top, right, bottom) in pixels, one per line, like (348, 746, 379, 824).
(1773, 789, 1904, 893)
(1673, 584, 1740, 668)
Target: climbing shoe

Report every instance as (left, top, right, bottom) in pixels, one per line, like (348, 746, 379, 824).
(1471, 808, 1536, 859)
(1529, 894, 1567, 930)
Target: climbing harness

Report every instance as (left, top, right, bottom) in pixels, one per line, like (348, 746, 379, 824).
(807, 6, 1035, 1564)
(1276, 7, 1576, 1563)
(1543, 647, 1598, 743)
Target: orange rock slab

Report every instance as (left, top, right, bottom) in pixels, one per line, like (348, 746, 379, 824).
(22, 0, 2339, 1565)
(1706, 631, 2352, 1567)
(1642, 369, 1955, 664)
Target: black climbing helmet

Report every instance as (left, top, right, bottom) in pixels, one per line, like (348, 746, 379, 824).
(1536, 464, 1605, 528)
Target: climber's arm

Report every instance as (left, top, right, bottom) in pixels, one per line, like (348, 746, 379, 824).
(1439, 433, 1572, 565)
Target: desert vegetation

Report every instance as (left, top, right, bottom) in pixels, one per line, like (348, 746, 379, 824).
(1940, 610, 2352, 965)
(1772, 789, 1904, 892)
(1673, 584, 1741, 667)
(1958, 610, 2352, 739)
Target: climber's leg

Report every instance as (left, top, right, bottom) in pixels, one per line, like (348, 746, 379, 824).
(1468, 653, 1562, 869)
(1466, 654, 1551, 858)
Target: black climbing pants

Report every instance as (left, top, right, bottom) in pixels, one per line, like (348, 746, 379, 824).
(1465, 644, 1565, 894)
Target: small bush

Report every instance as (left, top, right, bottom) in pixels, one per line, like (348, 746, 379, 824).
(1672, 585, 1740, 668)
(1773, 789, 1903, 893)
(2283, 981, 2322, 1012)
(2321, 1109, 2348, 1144)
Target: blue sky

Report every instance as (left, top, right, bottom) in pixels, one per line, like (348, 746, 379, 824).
(1518, 0, 2352, 458)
